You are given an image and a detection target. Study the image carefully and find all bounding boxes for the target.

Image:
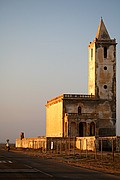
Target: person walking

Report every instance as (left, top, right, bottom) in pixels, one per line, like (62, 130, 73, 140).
(6, 139, 10, 151)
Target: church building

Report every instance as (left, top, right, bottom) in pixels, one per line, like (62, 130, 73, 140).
(46, 18, 117, 138)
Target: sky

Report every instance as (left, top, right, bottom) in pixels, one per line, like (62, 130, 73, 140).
(0, 0, 120, 143)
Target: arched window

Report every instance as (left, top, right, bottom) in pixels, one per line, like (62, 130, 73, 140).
(78, 106, 81, 114)
(90, 122, 95, 136)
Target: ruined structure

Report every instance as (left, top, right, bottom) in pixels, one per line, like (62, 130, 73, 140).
(46, 18, 117, 137)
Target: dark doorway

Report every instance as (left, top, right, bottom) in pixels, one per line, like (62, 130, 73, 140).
(79, 122, 86, 137)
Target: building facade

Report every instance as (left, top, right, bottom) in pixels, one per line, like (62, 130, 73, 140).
(46, 18, 117, 138)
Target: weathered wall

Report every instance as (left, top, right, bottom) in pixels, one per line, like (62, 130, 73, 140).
(63, 96, 115, 136)
(64, 97, 98, 137)
(76, 136, 95, 151)
(46, 96, 63, 137)
(16, 137, 46, 149)
(96, 44, 116, 100)
(16, 136, 120, 152)
(95, 100, 116, 136)
(65, 98, 97, 114)
(16, 136, 95, 151)
(88, 42, 96, 95)
(87, 36, 116, 136)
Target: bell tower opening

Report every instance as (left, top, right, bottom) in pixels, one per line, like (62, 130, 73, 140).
(88, 18, 116, 100)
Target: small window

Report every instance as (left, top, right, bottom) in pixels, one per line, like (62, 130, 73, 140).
(78, 106, 81, 114)
(104, 85, 107, 89)
(90, 122, 95, 136)
(91, 49, 93, 60)
(104, 47, 107, 58)
(104, 66, 107, 70)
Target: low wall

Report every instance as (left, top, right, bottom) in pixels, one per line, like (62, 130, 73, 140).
(76, 136, 95, 151)
(46, 137, 75, 151)
(97, 136, 120, 152)
(16, 136, 95, 151)
(16, 137, 46, 150)
(16, 136, 120, 152)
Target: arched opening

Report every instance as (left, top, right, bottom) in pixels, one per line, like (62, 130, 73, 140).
(90, 122, 95, 136)
(104, 47, 107, 58)
(71, 122, 76, 137)
(79, 122, 86, 137)
(78, 106, 81, 114)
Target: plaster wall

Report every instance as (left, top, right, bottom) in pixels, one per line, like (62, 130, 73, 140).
(88, 43, 96, 95)
(46, 101, 63, 137)
(16, 137, 46, 149)
(65, 100, 97, 114)
(76, 136, 95, 151)
(96, 45, 115, 100)
(64, 99, 115, 136)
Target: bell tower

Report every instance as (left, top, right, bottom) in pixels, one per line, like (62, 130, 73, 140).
(88, 18, 117, 136)
(88, 18, 116, 101)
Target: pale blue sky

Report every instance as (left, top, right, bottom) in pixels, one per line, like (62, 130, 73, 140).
(0, 0, 120, 143)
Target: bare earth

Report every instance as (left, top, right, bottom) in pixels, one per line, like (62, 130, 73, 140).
(12, 148, 120, 176)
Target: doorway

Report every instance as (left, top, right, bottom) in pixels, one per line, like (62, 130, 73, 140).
(79, 122, 86, 137)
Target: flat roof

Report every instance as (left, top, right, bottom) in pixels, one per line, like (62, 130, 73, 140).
(46, 93, 95, 106)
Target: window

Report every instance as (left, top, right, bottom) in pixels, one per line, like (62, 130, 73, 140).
(91, 48, 93, 60)
(104, 85, 107, 89)
(90, 122, 95, 136)
(104, 66, 107, 70)
(104, 47, 107, 58)
(78, 106, 81, 114)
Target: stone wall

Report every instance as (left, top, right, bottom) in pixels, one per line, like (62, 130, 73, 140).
(76, 136, 96, 151)
(16, 136, 120, 152)
(16, 137, 46, 150)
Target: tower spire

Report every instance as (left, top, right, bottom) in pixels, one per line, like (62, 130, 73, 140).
(96, 18, 110, 40)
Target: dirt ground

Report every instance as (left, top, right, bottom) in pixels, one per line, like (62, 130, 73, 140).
(12, 148, 120, 176)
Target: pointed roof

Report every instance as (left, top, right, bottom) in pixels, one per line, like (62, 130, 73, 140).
(96, 18, 110, 40)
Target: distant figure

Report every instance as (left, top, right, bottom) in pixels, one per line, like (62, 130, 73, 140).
(6, 139, 10, 151)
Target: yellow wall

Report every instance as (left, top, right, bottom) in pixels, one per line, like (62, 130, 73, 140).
(88, 42, 96, 95)
(46, 100, 63, 137)
(76, 136, 95, 151)
(16, 137, 46, 149)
